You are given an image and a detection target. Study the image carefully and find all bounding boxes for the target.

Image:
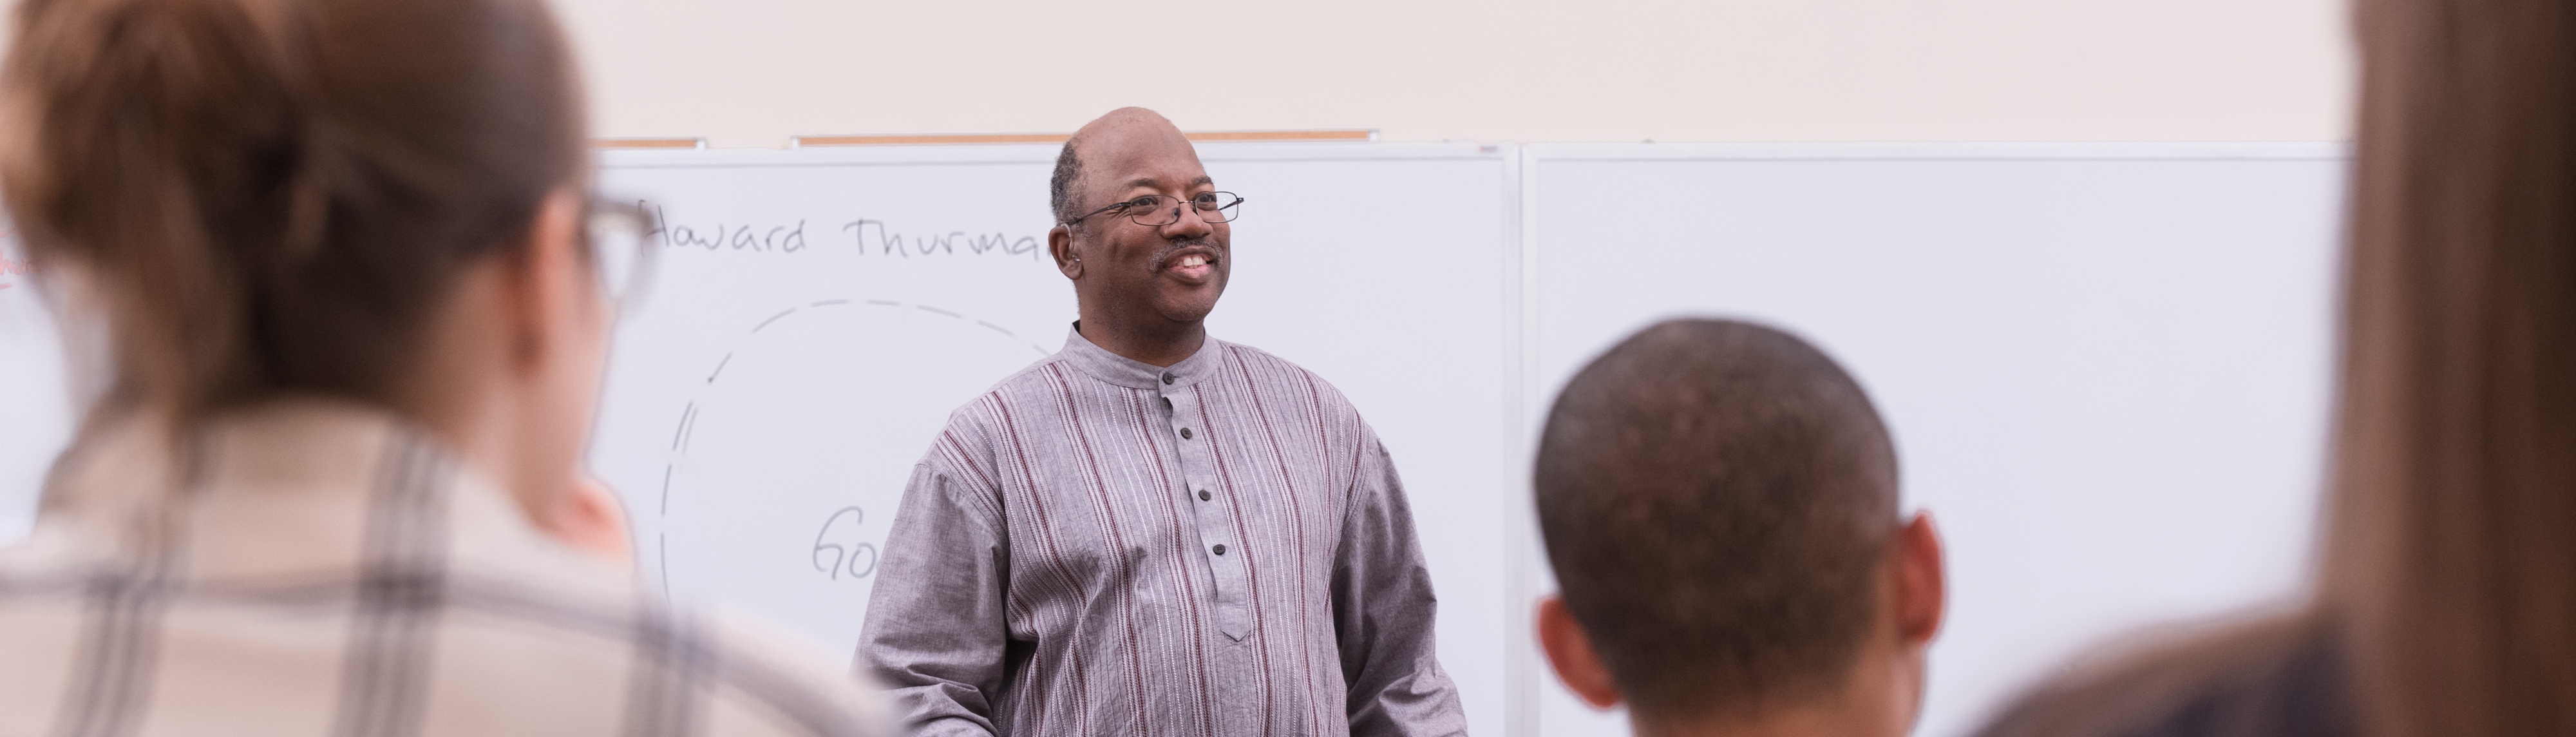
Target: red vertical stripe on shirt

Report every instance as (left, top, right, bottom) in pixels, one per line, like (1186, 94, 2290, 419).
(1045, 365, 1156, 737)
(1231, 347, 1329, 731)
(1196, 382, 1277, 736)
(1122, 390, 1220, 735)
(990, 389, 1095, 737)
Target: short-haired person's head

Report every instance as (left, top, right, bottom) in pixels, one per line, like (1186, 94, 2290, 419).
(4, 0, 622, 546)
(1045, 108, 1231, 342)
(1534, 318, 1944, 734)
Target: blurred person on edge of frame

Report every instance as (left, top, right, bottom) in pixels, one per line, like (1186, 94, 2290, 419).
(1972, 1, 2576, 736)
(0, 0, 887, 734)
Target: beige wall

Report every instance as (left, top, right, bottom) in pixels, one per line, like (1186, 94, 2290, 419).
(555, 0, 2354, 149)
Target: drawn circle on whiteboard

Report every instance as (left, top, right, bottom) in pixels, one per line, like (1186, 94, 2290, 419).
(651, 298, 1051, 625)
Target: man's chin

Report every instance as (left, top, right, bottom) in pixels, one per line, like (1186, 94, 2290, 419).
(1152, 291, 1224, 325)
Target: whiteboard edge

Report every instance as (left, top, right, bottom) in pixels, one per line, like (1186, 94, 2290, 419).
(1504, 144, 1542, 737)
(599, 141, 1515, 170)
(1522, 140, 2348, 162)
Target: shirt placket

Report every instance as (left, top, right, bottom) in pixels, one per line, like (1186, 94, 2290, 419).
(1159, 368, 1252, 641)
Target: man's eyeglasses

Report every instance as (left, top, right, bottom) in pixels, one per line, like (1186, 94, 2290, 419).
(1063, 191, 1245, 228)
(585, 197, 658, 314)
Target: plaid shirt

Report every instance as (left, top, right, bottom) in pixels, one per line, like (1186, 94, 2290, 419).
(0, 400, 889, 737)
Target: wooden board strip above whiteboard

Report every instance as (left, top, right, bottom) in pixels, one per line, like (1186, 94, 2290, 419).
(1185, 129, 1376, 142)
(795, 133, 1067, 146)
(792, 129, 1376, 147)
(597, 137, 708, 149)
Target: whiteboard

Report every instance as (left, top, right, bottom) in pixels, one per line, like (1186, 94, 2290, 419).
(1522, 142, 2344, 737)
(585, 142, 1522, 737)
(0, 230, 69, 544)
(0, 141, 2347, 737)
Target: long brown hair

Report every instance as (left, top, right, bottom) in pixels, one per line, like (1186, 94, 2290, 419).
(2327, 0, 2576, 733)
(0, 0, 586, 433)
(1977, 0, 2576, 734)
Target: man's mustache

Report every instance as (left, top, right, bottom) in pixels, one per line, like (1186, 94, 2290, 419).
(1150, 239, 1222, 271)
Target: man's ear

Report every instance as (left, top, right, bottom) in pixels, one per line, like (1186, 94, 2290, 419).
(1893, 512, 1946, 647)
(1537, 595, 1624, 710)
(1049, 224, 1082, 280)
(502, 191, 591, 371)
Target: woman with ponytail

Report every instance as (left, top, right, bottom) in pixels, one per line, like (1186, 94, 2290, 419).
(0, 1, 886, 734)
(1971, 1, 2576, 736)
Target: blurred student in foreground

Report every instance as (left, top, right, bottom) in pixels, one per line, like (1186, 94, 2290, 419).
(1534, 319, 1947, 737)
(1971, 1, 2576, 736)
(0, 0, 885, 734)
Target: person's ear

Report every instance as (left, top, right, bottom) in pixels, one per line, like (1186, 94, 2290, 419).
(1893, 511, 1946, 648)
(1537, 595, 1624, 709)
(501, 190, 591, 372)
(1049, 224, 1082, 280)
(542, 475, 634, 564)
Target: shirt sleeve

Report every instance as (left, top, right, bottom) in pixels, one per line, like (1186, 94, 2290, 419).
(857, 455, 1010, 737)
(1334, 428, 1471, 737)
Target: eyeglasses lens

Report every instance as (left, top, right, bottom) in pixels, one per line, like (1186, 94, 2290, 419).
(588, 205, 656, 312)
(1125, 193, 1242, 226)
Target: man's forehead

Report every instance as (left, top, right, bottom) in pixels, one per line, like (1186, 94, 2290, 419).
(1067, 108, 1216, 195)
(1084, 136, 1211, 192)
(1113, 173, 1215, 191)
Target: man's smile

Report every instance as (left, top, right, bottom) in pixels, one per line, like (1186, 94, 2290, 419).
(1158, 245, 1222, 283)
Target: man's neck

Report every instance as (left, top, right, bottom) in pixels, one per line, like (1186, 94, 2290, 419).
(1632, 693, 1903, 737)
(1075, 318, 1208, 368)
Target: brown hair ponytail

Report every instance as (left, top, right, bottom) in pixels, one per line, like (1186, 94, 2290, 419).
(0, 0, 585, 431)
(1975, 1, 2576, 735)
(2327, 0, 2576, 734)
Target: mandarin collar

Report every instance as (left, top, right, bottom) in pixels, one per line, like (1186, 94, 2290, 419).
(1056, 324, 1224, 390)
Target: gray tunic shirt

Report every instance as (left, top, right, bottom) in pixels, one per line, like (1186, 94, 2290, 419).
(859, 329, 1466, 737)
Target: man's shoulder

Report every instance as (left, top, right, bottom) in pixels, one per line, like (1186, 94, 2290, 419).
(1212, 340, 1363, 420)
(936, 355, 1073, 430)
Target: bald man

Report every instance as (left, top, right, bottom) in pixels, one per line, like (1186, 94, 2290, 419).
(858, 108, 1468, 737)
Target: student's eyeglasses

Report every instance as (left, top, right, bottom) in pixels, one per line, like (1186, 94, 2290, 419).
(1062, 191, 1245, 229)
(585, 197, 658, 315)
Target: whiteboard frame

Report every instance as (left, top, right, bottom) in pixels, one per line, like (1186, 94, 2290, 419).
(1523, 140, 2344, 162)
(0, 140, 2351, 737)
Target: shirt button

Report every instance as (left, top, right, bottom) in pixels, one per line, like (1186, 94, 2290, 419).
(1162, 372, 1175, 385)
(1180, 428, 1194, 439)
(1213, 544, 1227, 555)
(1198, 489, 1211, 501)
